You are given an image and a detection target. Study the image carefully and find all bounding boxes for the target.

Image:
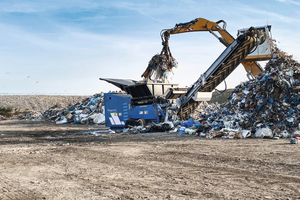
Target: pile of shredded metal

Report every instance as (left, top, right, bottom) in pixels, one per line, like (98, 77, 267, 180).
(178, 46, 300, 139)
(43, 93, 105, 124)
(222, 47, 300, 132)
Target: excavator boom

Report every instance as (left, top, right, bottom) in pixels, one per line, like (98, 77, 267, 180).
(162, 18, 235, 46)
(162, 18, 272, 77)
(162, 18, 272, 119)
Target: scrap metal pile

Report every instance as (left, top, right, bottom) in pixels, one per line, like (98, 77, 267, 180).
(175, 47, 300, 139)
(41, 42, 300, 141)
(43, 93, 105, 125)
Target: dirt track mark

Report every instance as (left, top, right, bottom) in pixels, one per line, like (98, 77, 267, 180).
(0, 176, 42, 200)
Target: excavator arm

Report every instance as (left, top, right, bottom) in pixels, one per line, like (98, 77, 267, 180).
(162, 18, 271, 119)
(161, 18, 265, 76)
(162, 18, 235, 47)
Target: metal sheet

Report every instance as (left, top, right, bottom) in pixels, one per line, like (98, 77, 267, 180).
(100, 78, 137, 91)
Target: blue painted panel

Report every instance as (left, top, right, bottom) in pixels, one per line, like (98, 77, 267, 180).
(104, 93, 131, 128)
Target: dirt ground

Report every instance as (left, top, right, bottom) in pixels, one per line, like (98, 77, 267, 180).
(0, 120, 299, 200)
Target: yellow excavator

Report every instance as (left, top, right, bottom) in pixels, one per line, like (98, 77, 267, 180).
(159, 18, 273, 119)
(161, 18, 272, 77)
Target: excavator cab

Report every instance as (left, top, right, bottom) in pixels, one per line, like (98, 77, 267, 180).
(237, 25, 272, 62)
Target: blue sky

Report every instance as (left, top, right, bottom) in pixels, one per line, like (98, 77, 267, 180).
(0, 0, 299, 95)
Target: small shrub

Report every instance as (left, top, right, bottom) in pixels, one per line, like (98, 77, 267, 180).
(0, 107, 14, 118)
(14, 110, 21, 115)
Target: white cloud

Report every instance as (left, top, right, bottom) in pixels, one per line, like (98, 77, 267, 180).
(237, 5, 300, 23)
(277, 0, 300, 6)
(0, 1, 53, 13)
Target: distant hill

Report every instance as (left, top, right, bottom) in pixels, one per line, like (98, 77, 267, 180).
(0, 95, 88, 113)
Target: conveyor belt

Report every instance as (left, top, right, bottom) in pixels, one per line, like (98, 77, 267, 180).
(177, 34, 259, 119)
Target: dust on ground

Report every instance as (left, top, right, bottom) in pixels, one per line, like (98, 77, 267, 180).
(0, 120, 299, 200)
